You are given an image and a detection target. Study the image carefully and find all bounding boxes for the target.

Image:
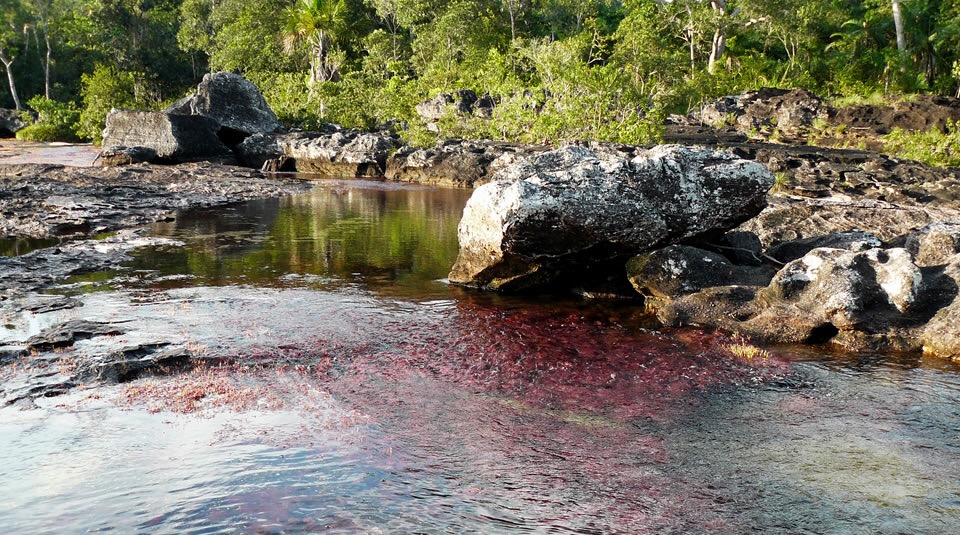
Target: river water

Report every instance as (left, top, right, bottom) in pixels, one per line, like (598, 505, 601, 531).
(2, 179, 960, 534)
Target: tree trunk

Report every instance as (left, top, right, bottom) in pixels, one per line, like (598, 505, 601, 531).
(0, 50, 21, 111)
(41, 14, 51, 99)
(892, 0, 906, 53)
(707, 0, 727, 74)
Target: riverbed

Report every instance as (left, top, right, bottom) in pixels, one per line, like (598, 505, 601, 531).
(1, 174, 959, 533)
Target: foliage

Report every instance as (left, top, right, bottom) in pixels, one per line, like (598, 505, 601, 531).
(15, 95, 80, 142)
(5, 0, 960, 148)
(882, 120, 960, 167)
(76, 64, 155, 144)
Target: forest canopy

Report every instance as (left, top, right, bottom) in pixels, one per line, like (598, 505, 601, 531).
(2, 0, 960, 145)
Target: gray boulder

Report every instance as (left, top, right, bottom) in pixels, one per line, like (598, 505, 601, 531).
(165, 71, 281, 139)
(102, 110, 231, 161)
(279, 130, 401, 177)
(920, 255, 960, 358)
(448, 145, 775, 291)
(0, 108, 27, 137)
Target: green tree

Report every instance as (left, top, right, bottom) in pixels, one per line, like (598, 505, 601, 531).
(282, 0, 349, 86)
(0, 0, 25, 109)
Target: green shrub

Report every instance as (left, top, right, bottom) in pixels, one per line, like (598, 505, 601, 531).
(77, 65, 152, 144)
(15, 96, 81, 142)
(882, 120, 960, 168)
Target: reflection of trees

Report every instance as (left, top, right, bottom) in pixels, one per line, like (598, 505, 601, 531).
(138, 186, 470, 290)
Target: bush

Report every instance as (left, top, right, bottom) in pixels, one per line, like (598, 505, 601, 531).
(77, 65, 153, 144)
(882, 120, 960, 168)
(15, 96, 81, 142)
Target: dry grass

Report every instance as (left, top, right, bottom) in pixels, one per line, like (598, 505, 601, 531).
(725, 336, 771, 361)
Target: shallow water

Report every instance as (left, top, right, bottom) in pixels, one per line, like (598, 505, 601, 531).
(2, 180, 960, 534)
(0, 139, 100, 166)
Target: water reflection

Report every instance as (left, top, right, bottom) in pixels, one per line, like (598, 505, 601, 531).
(132, 181, 470, 298)
(4, 180, 960, 533)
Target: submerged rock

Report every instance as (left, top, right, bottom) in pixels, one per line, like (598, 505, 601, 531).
(448, 145, 774, 291)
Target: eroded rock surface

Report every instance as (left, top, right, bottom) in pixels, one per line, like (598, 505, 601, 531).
(448, 145, 774, 291)
(0, 162, 308, 239)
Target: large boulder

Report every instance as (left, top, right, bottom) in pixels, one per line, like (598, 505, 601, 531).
(165, 71, 281, 139)
(920, 255, 960, 358)
(102, 72, 281, 165)
(0, 108, 27, 137)
(448, 145, 775, 291)
(101, 110, 231, 161)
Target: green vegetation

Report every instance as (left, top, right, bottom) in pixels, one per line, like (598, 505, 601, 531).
(3, 1, 960, 146)
(15, 95, 80, 141)
(883, 120, 960, 167)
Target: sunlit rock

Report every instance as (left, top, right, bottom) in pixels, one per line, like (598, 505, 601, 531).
(448, 145, 774, 291)
(165, 71, 282, 138)
(921, 255, 960, 358)
(279, 130, 401, 177)
(102, 110, 231, 161)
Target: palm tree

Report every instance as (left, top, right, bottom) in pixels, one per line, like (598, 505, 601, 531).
(282, 0, 347, 87)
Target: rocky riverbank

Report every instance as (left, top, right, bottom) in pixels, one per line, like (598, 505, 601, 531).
(4, 76, 960, 409)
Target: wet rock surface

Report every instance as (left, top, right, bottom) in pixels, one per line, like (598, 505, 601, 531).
(0, 156, 309, 406)
(0, 162, 308, 239)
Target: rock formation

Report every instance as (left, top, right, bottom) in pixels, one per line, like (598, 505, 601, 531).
(448, 145, 774, 291)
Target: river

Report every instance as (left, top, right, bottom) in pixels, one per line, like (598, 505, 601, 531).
(1, 178, 959, 533)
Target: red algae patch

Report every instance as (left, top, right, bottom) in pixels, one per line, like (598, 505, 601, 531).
(354, 302, 791, 422)
(115, 363, 367, 427)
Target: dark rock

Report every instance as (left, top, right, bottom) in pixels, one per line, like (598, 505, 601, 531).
(79, 344, 193, 383)
(25, 319, 126, 351)
(719, 231, 764, 265)
(448, 145, 774, 291)
(102, 110, 232, 161)
(766, 230, 882, 264)
(166, 71, 282, 139)
(98, 145, 158, 166)
(235, 132, 284, 169)
(0, 108, 27, 137)
(626, 245, 775, 302)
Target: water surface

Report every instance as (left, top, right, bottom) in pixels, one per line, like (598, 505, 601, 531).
(2, 179, 959, 534)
